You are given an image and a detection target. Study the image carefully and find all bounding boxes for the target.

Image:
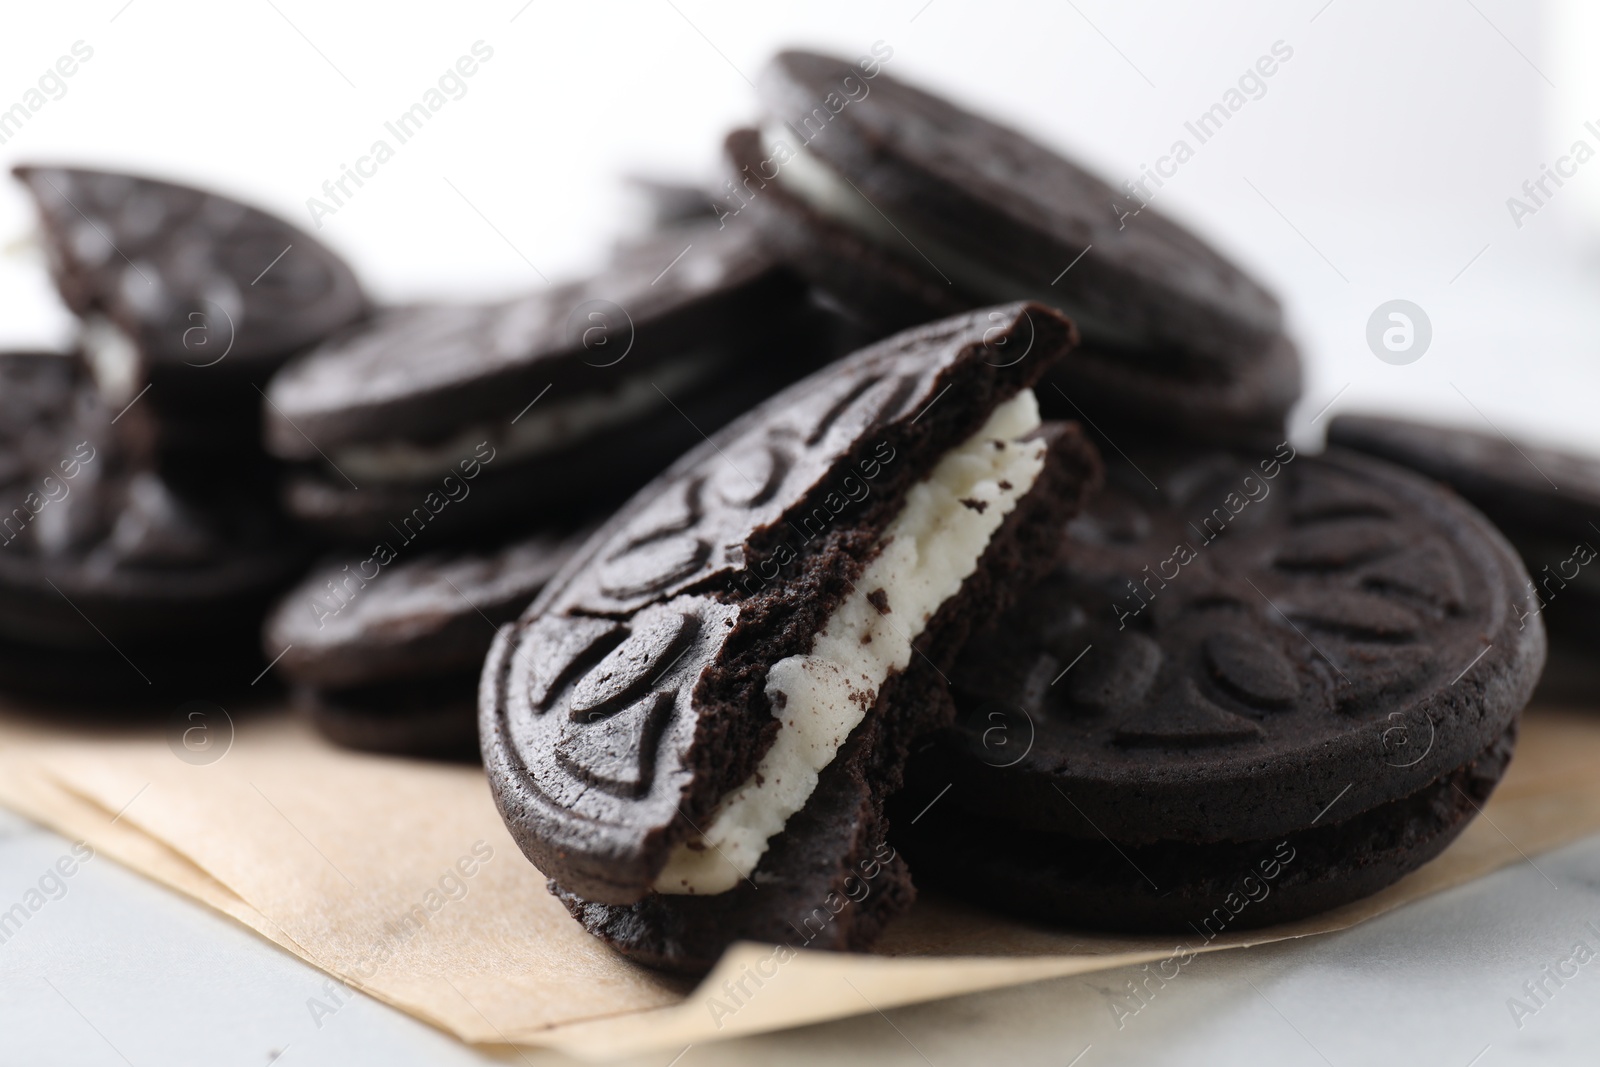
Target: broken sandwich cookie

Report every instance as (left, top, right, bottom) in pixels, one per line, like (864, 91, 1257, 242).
(480, 303, 1101, 971)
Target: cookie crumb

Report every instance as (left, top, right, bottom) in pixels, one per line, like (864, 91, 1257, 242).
(867, 588, 891, 614)
(998, 480, 1012, 491)
(860, 632, 873, 644)
(960, 497, 988, 513)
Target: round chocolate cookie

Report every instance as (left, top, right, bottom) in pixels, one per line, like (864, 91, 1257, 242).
(1044, 333, 1302, 449)
(724, 50, 1299, 442)
(897, 445, 1544, 932)
(265, 531, 581, 757)
(0, 350, 93, 477)
(482, 303, 1102, 971)
(294, 676, 482, 761)
(13, 165, 367, 464)
(0, 351, 306, 702)
(266, 220, 835, 542)
(619, 175, 720, 234)
(1329, 413, 1600, 698)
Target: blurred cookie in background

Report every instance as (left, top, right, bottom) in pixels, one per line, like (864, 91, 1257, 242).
(265, 220, 845, 544)
(1329, 413, 1600, 700)
(12, 165, 368, 477)
(617, 175, 721, 237)
(726, 49, 1299, 446)
(264, 530, 582, 758)
(0, 350, 307, 703)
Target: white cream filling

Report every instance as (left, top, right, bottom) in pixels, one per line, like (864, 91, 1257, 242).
(81, 315, 141, 406)
(331, 351, 718, 482)
(760, 124, 1138, 349)
(654, 389, 1047, 894)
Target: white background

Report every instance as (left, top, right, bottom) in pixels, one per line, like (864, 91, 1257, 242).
(2, 0, 1597, 455)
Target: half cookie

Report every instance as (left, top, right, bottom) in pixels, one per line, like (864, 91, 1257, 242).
(13, 165, 367, 467)
(481, 303, 1102, 971)
(898, 445, 1544, 931)
(725, 50, 1299, 443)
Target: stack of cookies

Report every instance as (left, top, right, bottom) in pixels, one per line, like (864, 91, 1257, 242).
(3, 47, 1576, 974)
(477, 50, 1550, 971)
(0, 168, 345, 700)
(1, 163, 852, 743)
(254, 214, 852, 751)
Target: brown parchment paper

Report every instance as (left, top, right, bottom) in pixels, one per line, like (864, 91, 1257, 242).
(1, 701, 1597, 1061)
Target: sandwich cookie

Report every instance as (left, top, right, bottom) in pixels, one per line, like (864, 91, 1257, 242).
(12, 165, 367, 467)
(1329, 413, 1600, 696)
(481, 303, 1102, 971)
(898, 446, 1543, 931)
(0, 351, 306, 701)
(620, 176, 720, 235)
(726, 50, 1299, 443)
(265, 220, 831, 543)
(264, 531, 582, 758)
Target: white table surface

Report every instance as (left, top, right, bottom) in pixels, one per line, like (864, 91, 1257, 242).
(3, 801, 1599, 1066)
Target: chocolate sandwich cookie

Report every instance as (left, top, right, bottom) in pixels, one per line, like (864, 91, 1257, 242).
(13, 165, 367, 467)
(616, 178, 878, 374)
(266, 220, 830, 543)
(621, 176, 720, 233)
(725, 50, 1299, 443)
(0, 351, 306, 701)
(897, 445, 1543, 931)
(1329, 414, 1600, 696)
(481, 303, 1102, 971)
(265, 532, 581, 758)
